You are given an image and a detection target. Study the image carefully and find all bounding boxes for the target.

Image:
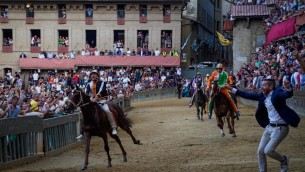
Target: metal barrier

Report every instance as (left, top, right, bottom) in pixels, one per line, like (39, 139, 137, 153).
(0, 116, 43, 164)
(131, 87, 177, 102)
(0, 97, 131, 169)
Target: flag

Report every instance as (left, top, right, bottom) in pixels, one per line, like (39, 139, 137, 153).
(216, 31, 232, 46)
(181, 32, 192, 50)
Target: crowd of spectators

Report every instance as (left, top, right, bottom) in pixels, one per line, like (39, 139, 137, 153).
(264, 0, 305, 31)
(0, 66, 182, 119)
(21, 47, 179, 60)
(236, 34, 305, 91)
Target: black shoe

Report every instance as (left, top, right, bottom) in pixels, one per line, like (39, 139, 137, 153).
(280, 155, 288, 172)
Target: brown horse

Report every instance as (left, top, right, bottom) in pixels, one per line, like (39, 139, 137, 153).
(194, 82, 207, 120)
(66, 87, 141, 170)
(210, 81, 237, 137)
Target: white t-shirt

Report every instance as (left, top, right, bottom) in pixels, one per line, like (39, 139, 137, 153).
(33, 73, 39, 80)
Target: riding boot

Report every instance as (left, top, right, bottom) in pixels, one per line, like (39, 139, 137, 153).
(220, 88, 240, 120)
(189, 90, 197, 108)
(189, 93, 195, 108)
(208, 97, 214, 119)
(105, 110, 118, 135)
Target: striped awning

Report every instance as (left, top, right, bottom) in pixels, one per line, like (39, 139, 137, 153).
(231, 5, 271, 17)
(19, 55, 181, 69)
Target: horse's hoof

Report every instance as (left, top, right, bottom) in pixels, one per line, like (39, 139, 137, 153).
(81, 165, 87, 170)
(107, 164, 112, 168)
(220, 133, 225, 137)
(135, 140, 142, 145)
(123, 158, 127, 162)
(232, 134, 236, 137)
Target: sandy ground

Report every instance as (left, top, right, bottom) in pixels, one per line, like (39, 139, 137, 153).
(4, 97, 305, 172)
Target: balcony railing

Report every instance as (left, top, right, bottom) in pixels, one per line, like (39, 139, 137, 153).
(2, 46, 12, 53)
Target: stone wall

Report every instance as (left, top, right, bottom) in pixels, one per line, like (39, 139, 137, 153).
(239, 88, 305, 117)
(232, 19, 265, 74)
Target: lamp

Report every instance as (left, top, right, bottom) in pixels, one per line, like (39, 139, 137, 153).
(38, 69, 41, 73)
(230, 14, 235, 21)
(26, 3, 31, 8)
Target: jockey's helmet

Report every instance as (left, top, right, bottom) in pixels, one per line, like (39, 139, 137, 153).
(196, 72, 201, 75)
(90, 70, 99, 78)
(216, 63, 223, 69)
(206, 74, 210, 77)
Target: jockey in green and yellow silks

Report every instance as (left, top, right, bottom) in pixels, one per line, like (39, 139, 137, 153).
(208, 63, 240, 119)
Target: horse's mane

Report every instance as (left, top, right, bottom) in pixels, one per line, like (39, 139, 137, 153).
(76, 89, 106, 126)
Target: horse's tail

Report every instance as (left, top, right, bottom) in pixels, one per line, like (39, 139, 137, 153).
(124, 113, 134, 128)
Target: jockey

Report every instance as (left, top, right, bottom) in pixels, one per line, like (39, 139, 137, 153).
(85, 70, 118, 135)
(204, 74, 210, 87)
(189, 72, 204, 108)
(208, 64, 240, 119)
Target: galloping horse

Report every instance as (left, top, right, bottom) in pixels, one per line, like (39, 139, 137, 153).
(195, 82, 207, 120)
(210, 81, 237, 137)
(66, 86, 141, 170)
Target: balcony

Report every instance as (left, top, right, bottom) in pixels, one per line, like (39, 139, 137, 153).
(163, 16, 171, 23)
(0, 17, 8, 23)
(85, 17, 93, 25)
(139, 16, 147, 23)
(117, 18, 125, 25)
(26, 17, 34, 24)
(31, 46, 41, 53)
(2, 46, 12, 53)
(58, 18, 66, 24)
(58, 46, 69, 53)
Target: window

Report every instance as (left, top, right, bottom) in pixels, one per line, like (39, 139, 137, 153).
(216, 0, 220, 9)
(161, 30, 172, 48)
(139, 5, 147, 17)
(163, 5, 170, 16)
(58, 30, 69, 47)
(137, 30, 149, 49)
(86, 30, 96, 48)
(0, 6, 8, 17)
(26, 4, 34, 17)
(114, 30, 125, 54)
(30, 29, 41, 47)
(85, 4, 93, 18)
(117, 5, 125, 18)
(3, 29, 13, 46)
(58, 4, 66, 18)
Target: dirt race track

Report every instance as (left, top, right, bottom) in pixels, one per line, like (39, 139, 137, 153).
(5, 98, 305, 172)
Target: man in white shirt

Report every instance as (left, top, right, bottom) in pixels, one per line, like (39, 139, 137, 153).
(161, 74, 167, 82)
(122, 75, 130, 88)
(94, 49, 100, 56)
(33, 71, 39, 86)
(126, 48, 131, 56)
(225, 79, 300, 172)
(154, 48, 160, 56)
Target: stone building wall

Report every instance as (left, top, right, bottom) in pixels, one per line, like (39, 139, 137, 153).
(232, 19, 265, 74)
(0, 3, 183, 75)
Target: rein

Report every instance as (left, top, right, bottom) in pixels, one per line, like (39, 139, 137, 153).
(69, 90, 90, 108)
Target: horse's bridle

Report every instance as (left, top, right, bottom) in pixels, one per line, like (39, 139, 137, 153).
(68, 90, 90, 108)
